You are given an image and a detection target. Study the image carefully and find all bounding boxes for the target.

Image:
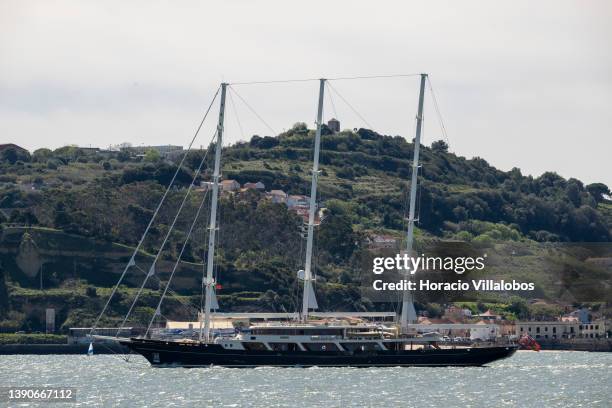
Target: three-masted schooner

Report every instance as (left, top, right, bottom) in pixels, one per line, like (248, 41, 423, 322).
(94, 75, 517, 367)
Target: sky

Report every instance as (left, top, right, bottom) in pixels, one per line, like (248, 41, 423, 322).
(1, 0, 611, 187)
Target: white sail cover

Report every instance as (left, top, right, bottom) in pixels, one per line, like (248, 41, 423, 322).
(210, 288, 219, 310)
(404, 292, 417, 323)
(297, 270, 318, 310)
(307, 283, 318, 310)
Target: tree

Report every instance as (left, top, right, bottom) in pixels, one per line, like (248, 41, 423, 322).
(336, 167, 355, 180)
(127, 204, 153, 230)
(452, 206, 469, 221)
(258, 136, 279, 149)
(46, 160, 59, 170)
(586, 183, 611, 203)
(184, 150, 206, 170)
(86, 287, 98, 297)
(291, 122, 308, 133)
(9, 209, 39, 225)
(431, 140, 449, 153)
(566, 182, 582, 207)
(1, 147, 30, 164)
(318, 201, 356, 261)
(144, 149, 161, 162)
(53, 201, 72, 229)
(32, 148, 52, 163)
(117, 150, 131, 162)
(53, 146, 80, 163)
(508, 299, 530, 319)
(250, 136, 279, 149)
(425, 303, 443, 318)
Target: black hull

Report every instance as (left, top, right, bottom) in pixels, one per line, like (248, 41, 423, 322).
(121, 339, 518, 367)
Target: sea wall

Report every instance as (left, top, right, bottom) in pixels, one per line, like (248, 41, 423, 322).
(538, 338, 612, 352)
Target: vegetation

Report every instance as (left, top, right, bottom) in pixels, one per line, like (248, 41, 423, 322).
(0, 126, 611, 332)
(0, 333, 67, 344)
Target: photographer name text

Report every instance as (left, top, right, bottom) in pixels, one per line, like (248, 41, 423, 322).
(372, 279, 535, 291)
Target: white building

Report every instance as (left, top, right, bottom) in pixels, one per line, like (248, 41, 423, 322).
(126, 145, 183, 157)
(220, 180, 241, 192)
(287, 194, 310, 208)
(199, 181, 214, 191)
(267, 190, 288, 204)
(470, 321, 499, 340)
(367, 234, 398, 249)
(516, 320, 607, 340)
(243, 181, 265, 190)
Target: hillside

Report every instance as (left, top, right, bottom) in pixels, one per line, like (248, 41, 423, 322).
(1, 126, 611, 332)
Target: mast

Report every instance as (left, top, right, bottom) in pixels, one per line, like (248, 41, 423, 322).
(400, 73, 427, 332)
(203, 82, 227, 341)
(301, 78, 325, 322)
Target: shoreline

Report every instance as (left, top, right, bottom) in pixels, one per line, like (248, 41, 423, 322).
(0, 343, 129, 355)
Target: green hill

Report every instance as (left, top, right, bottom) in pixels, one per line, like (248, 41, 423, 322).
(0, 126, 611, 332)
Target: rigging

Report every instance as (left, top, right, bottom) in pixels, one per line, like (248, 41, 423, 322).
(90, 87, 220, 338)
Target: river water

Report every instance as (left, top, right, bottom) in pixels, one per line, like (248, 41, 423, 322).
(1, 351, 611, 407)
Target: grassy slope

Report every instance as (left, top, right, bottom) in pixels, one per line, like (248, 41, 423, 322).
(1, 135, 611, 331)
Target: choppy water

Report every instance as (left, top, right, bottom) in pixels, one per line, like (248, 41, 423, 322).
(1, 351, 611, 407)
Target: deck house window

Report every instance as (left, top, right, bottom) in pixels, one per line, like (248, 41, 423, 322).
(303, 343, 339, 352)
(341, 342, 382, 352)
(242, 342, 268, 351)
(269, 343, 300, 352)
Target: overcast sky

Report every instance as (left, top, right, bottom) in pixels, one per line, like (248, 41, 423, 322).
(1, 1, 610, 186)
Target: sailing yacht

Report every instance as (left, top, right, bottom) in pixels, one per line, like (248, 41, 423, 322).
(104, 76, 517, 367)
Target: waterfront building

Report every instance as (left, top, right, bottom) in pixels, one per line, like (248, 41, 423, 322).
(470, 321, 499, 340)
(578, 321, 607, 338)
(516, 320, 607, 339)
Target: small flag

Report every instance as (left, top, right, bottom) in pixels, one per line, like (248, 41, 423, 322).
(87, 342, 94, 356)
(215, 283, 222, 290)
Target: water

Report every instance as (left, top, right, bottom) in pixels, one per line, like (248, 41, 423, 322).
(1, 351, 611, 407)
